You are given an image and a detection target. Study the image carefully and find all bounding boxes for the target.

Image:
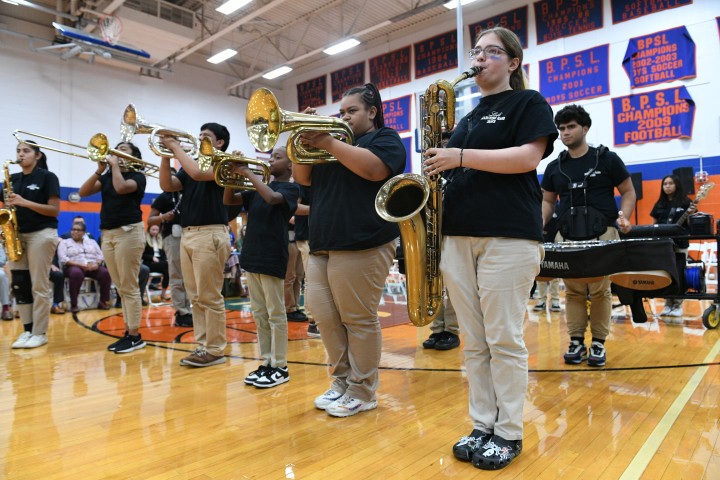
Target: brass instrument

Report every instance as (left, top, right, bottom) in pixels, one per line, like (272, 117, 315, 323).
(196, 137, 271, 190)
(246, 87, 354, 164)
(121, 104, 199, 158)
(13, 130, 159, 177)
(375, 67, 481, 327)
(0, 160, 24, 262)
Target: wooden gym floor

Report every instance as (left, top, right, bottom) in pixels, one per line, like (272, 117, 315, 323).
(0, 292, 718, 479)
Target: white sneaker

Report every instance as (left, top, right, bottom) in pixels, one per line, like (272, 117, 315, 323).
(666, 307, 683, 318)
(24, 334, 48, 349)
(660, 306, 673, 316)
(550, 300, 561, 312)
(325, 395, 378, 417)
(313, 389, 345, 410)
(12, 332, 33, 349)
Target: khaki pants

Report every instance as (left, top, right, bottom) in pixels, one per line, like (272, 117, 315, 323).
(164, 234, 191, 315)
(306, 240, 396, 402)
(284, 241, 303, 312)
(558, 227, 619, 341)
(10, 228, 58, 335)
(102, 222, 145, 330)
(296, 240, 312, 319)
(247, 272, 287, 368)
(181, 225, 230, 356)
(441, 236, 542, 440)
(429, 295, 459, 335)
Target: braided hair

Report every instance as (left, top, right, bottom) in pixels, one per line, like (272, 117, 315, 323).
(343, 83, 384, 129)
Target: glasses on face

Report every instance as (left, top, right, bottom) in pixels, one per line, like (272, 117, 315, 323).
(468, 45, 510, 59)
(71, 228, 84, 232)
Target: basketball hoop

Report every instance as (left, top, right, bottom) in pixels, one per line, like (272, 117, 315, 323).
(99, 14, 123, 46)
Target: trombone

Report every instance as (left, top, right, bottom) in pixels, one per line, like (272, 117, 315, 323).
(246, 87, 354, 164)
(197, 137, 271, 190)
(13, 130, 159, 177)
(121, 104, 199, 158)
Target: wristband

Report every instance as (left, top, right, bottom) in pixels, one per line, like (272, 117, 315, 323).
(95, 171, 102, 177)
(459, 149, 464, 168)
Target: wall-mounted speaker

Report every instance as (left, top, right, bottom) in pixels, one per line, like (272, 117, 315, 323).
(673, 166, 695, 195)
(630, 172, 643, 200)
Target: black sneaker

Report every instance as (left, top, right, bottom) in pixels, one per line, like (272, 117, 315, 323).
(587, 341, 606, 367)
(107, 331, 129, 351)
(471, 435, 522, 470)
(422, 332, 442, 349)
(175, 312, 193, 327)
(563, 340, 587, 365)
(286, 310, 308, 322)
(307, 323, 321, 338)
(453, 429, 493, 461)
(114, 334, 146, 354)
(244, 365, 269, 385)
(435, 332, 460, 351)
(254, 366, 289, 388)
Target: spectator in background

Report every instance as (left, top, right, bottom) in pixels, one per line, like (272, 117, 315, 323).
(143, 224, 170, 301)
(0, 244, 13, 320)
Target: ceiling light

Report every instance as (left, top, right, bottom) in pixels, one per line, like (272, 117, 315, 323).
(207, 49, 237, 64)
(263, 66, 292, 79)
(216, 0, 252, 15)
(323, 38, 361, 55)
(443, 0, 478, 9)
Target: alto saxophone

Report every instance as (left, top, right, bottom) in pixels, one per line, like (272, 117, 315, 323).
(0, 160, 23, 262)
(375, 67, 481, 327)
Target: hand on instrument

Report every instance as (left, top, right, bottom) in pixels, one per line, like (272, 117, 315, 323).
(423, 147, 462, 175)
(107, 155, 120, 169)
(617, 211, 631, 234)
(5, 192, 27, 207)
(688, 204, 697, 215)
(299, 131, 333, 149)
(303, 107, 317, 115)
(161, 211, 175, 223)
(159, 135, 181, 151)
(231, 164, 253, 178)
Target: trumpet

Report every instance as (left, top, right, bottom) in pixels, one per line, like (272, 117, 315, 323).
(197, 138, 271, 190)
(13, 130, 159, 177)
(246, 87, 354, 164)
(121, 104, 199, 158)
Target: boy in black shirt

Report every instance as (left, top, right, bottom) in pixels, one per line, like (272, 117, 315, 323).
(224, 146, 299, 388)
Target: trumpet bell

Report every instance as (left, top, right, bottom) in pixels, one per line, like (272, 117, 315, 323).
(120, 103, 198, 158)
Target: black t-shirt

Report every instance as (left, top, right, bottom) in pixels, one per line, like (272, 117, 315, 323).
(99, 171, 146, 230)
(650, 199, 692, 226)
(151, 191, 182, 238)
(176, 169, 228, 227)
(443, 89, 558, 241)
(240, 181, 300, 278)
(309, 127, 406, 251)
(9, 166, 60, 233)
(541, 146, 630, 225)
(294, 185, 310, 241)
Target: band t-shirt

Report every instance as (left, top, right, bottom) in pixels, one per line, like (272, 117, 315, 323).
(650, 200, 691, 226)
(151, 191, 182, 238)
(176, 169, 228, 227)
(309, 127, 406, 252)
(541, 147, 630, 225)
(443, 89, 558, 241)
(294, 185, 310, 242)
(10, 166, 60, 233)
(98, 170, 146, 230)
(240, 181, 300, 279)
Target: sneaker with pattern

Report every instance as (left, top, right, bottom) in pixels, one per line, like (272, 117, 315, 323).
(453, 429, 493, 461)
(587, 341, 606, 367)
(563, 340, 587, 365)
(244, 365, 270, 385)
(472, 435, 522, 470)
(253, 366, 289, 388)
(325, 395, 377, 417)
(314, 389, 344, 410)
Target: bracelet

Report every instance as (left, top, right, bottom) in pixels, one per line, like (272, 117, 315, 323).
(459, 149, 464, 168)
(95, 171, 102, 177)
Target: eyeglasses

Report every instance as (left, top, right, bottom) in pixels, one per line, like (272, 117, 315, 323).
(468, 45, 510, 59)
(71, 228, 85, 231)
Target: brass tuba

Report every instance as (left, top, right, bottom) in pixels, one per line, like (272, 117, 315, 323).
(121, 104, 199, 158)
(196, 137, 271, 190)
(246, 87, 354, 164)
(0, 160, 24, 262)
(375, 67, 481, 327)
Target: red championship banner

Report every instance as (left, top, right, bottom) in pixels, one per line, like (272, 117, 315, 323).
(297, 75, 327, 110)
(612, 86, 695, 146)
(331, 62, 365, 103)
(612, 0, 693, 24)
(414, 30, 458, 79)
(369, 47, 411, 90)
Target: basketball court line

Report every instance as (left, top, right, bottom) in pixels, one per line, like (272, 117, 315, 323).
(620, 336, 720, 479)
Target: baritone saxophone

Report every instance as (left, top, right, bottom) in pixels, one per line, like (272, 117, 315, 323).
(0, 160, 24, 262)
(375, 67, 481, 327)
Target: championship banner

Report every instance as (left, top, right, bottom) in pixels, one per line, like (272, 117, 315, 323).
(401, 137, 412, 173)
(297, 75, 326, 110)
(540, 44, 608, 106)
(382, 95, 412, 134)
(369, 47, 411, 90)
(414, 30, 458, 79)
(623, 26, 696, 89)
(612, 86, 694, 146)
(331, 62, 365, 103)
(468, 6, 528, 48)
(534, 0, 603, 45)
(611, 0, 693, 24)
